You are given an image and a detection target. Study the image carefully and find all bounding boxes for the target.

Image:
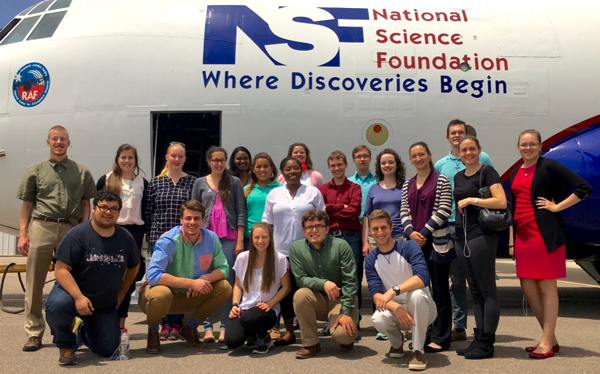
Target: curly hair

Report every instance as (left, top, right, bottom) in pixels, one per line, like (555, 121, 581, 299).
(374, 148, 405, 187)
(244, 152, 278, 198)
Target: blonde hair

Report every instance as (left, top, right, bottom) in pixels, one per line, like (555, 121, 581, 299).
(158, 143, 186, 177)
(48, 125, 69, 139)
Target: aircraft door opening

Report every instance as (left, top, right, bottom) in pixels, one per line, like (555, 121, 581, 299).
(151, 111, 221, 178)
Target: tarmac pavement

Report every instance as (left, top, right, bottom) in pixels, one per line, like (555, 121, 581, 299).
(1, 258, 599, 373)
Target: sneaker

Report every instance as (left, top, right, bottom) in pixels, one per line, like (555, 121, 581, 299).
(408, 351, 427, 371)
(159, 325, 172, 341)
(58, 348, 77, 365)
(247, 335, 257, 349)
(376, 332, 389, 340)
(73, 317, 84, 350)
(451, 328, 467, 342)
(389, 344, 405, 358)
(252, 336, 273, 354)
(169, 325, 183, 341)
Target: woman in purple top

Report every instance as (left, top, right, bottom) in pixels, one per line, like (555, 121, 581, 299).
(362, 148, 406, 255)
(400, 142, 454, 352)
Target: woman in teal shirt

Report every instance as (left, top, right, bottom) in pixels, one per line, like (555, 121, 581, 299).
(244, 152, 282, 249)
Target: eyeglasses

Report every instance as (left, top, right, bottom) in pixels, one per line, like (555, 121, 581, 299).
(210, 158, 227, 164)
(170, 141, 186, 148)
(97, 205, 120, 213)
(304, 224, 327, 231)
(518, 142, 540, 149)
(354, 155, 370, 160)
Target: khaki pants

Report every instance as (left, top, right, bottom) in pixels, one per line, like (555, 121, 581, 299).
(139, 280, 232, 328)
(293, 288, 359, 347)
(25, 219, 74, 338)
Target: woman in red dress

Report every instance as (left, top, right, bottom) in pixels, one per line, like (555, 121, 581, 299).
(509, 129, 593, 359)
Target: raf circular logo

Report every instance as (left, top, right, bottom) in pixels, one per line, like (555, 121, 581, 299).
(13, 62, 51, 107)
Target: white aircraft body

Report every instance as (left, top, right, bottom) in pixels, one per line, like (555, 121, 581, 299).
(1, 0, 599, 238)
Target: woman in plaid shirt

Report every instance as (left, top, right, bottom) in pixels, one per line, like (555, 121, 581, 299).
(146, 142, 197, 340)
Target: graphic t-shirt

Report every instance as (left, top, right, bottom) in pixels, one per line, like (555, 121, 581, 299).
(54, 221, 139, 310)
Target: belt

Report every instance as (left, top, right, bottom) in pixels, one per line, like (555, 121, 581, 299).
(331, 230, 359, 237)
(34, 216, 71, 224)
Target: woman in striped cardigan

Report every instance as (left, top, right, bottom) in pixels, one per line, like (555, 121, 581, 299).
(401, 141, 454, 352)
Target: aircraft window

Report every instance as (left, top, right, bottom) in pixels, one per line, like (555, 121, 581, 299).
(49, 0, 72, 11)
(0, 16, 40, 45)
(0, 19, 21, 43)
(18, 4, 38, 16)
(28, 11, 66, 41)
(29, 1, 53, 15)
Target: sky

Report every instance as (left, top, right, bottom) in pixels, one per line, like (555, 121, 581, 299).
(0, 0, 40, 29)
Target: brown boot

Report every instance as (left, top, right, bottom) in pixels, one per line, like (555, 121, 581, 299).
(178, 324, 206, 349)
(23, 336, 42, 352)
(296, 344, 321, 359)
(146, 331, 161, 354)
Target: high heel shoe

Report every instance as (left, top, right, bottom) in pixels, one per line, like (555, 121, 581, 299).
(525, 343, 559, 353)
(529, 349, 555, 359)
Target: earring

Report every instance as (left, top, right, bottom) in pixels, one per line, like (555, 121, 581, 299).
(270, 172, 274, 178)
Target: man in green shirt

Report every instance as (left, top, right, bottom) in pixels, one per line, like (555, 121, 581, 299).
(16, 125, 96, 352)
(290, 209, 359, 359)
(140, 200, 232, 354)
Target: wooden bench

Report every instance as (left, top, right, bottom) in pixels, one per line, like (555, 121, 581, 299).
(0, 260, 54, 314)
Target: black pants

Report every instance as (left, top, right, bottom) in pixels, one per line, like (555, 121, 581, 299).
(422, 241, 452, 348)
(225, 307, 277, 349)
(118, 224, 145, 319)
(280, 258, 298, 320)
(455, 233, 500, 334)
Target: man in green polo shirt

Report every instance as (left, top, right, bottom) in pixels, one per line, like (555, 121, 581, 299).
(290, 209, 359, 359)
(16, 125, 96, 352)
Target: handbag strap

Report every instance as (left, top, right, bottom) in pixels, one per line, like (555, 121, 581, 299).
(478, 164, 487, 190)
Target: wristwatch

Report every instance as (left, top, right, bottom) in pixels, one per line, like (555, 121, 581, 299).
(232, 303, 239, 307)
(392, 285, 401, 295)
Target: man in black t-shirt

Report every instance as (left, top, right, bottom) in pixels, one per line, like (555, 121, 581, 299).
(45, 191, 140, 365)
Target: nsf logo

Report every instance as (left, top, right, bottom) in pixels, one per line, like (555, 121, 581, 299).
(203, 6, 369, 67)
(13, 63, 51, 108)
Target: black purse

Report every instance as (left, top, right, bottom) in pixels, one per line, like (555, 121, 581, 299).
(477, 166, 513, 231)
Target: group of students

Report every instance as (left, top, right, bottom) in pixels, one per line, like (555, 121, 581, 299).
(17, 121, 593, 368)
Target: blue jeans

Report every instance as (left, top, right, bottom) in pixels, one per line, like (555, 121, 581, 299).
(204, 237, 236, 330)
(45, 283, 120, 357)
(449, 224, 467, 330)
(332, 231, 363, 310)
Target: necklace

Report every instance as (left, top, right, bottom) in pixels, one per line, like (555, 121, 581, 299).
(287, 187, 298, 198)
(381, 252, 393, 264)
(522, 164, 534, 177)
(453, 157, 463, 171)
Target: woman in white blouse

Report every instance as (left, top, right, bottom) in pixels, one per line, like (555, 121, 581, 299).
(96, 143, 147, 330)
(262, 157, 325, 345)
(225, 223, 290, 354)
